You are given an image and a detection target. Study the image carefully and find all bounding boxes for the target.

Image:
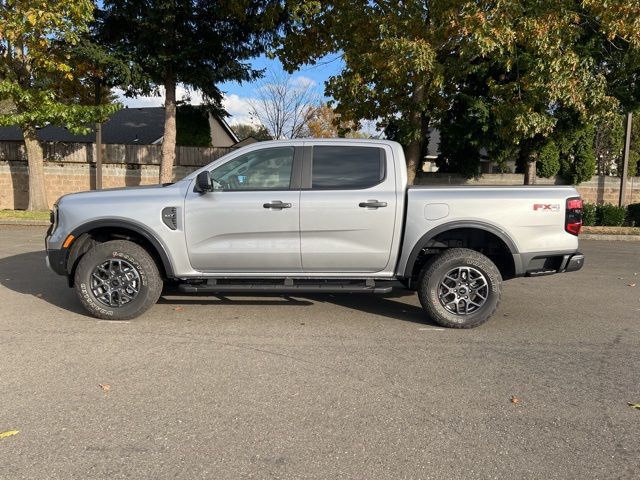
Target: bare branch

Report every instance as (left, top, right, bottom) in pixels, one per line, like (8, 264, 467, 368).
(248, 70, 320, 139)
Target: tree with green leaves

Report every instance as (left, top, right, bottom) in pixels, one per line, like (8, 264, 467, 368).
(439, 1, 640, 184)
(98, 0, 286, 183)
(57, 28, 149, 189)
(279, 1, 440, 184)
(627, 114, 640, 177)
(0, 0, 118, 210)
(279, 1, 640, 185)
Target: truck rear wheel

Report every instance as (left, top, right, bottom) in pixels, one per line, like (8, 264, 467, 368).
(74, 240, 163, 320)
(417, 248, 502, 328)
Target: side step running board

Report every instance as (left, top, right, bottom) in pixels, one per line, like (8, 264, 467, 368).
(178, 280, 394, 294)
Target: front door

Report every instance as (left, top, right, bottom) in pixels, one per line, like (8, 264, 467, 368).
(300, 144, 397, 272)
(184, 145, 302, 273)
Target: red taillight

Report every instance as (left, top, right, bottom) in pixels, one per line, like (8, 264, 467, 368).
(566, 221, 582, 235)
(567, 198, 583, 210)
(565, 197, 583, 236)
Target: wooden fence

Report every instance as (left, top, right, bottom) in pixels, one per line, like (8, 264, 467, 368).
(0, 141, 234, 167)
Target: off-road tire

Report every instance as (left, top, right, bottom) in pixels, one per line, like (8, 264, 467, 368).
(417, 248, 502, 329)
(74, 240, 163, 320)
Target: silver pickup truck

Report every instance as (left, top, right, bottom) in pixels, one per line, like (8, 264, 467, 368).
(45, 139, 584, 328)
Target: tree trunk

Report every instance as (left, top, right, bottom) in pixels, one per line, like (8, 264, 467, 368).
(523, 158, 537, 185)
(160, 75, 177, 184)
(405, 82, 426, 185)
(405, 142, 421, 186)
(23, 126, 49, 211)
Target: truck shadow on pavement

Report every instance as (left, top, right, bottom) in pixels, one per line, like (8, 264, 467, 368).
(0, 250, 436, 325)
(0, 250, 87, 315)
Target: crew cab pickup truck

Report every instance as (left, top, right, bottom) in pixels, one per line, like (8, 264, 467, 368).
(45, 139, 584, 328)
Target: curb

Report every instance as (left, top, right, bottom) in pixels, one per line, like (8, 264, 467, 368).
(0, 219, 50, 226)
(580, 234, 640, 241)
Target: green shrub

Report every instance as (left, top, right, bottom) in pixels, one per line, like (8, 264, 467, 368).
(176, 105, 212, 147)
(596, 203, 627, 226)
(627, 203, 640, 227)
(582, 202, 597, 226)
(558, 125, 596, 185)
(536, 141, 561, 178)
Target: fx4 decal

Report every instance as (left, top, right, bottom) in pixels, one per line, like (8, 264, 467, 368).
(533, 203, 560, 212)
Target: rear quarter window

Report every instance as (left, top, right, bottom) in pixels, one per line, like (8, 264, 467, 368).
(311, 146, 385, 189)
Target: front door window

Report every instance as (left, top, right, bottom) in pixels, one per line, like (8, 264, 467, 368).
(210, 147, 294, 190)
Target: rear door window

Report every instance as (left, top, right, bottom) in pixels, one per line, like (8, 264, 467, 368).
(311, 146, 385, 189)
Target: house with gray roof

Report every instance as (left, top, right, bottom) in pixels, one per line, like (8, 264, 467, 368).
(0, 106, 239, 147)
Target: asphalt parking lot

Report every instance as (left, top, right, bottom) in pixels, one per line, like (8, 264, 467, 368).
(1, 225, 639, 479)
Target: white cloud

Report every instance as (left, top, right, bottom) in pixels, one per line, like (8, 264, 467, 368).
(291, 75, 317, 88)
(112, 73, 320, 127)
(113, 85, 257, 126)
(113, 88, 164, 108)
(113, 85, 206, 108)
(222, 93, 259, 126)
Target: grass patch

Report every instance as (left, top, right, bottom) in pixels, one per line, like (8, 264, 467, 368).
(0, 210, 50, 221)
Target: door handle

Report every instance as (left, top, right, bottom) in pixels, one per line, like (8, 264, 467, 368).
(359, 200, 388, 208)
(263, 201, 292, 209)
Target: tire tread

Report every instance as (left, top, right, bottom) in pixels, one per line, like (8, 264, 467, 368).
(74, 240, 162, 320)
(417, 248, 502, 329)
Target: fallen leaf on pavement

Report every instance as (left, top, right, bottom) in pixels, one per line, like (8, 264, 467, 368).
(629, 283, 636, 287)
(174, 306, 183, 312)
(98, 384, 111, 392)
(0, 430, 19, 440)
(628, 402, 640, 410)
(510, 396, 521, 404)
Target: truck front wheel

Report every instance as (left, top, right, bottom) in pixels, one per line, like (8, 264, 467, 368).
(417, 248, 502, 328)
(74, 240, 163, 320)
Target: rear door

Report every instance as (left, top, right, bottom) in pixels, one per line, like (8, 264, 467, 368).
(299, 143, 397, 272)
(184, 145, 302, 273)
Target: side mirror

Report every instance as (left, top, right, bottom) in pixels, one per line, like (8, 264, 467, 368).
(194, 171, 212, 193)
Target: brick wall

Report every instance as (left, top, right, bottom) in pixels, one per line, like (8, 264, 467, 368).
(573, 176, 640, 205)
(2, 140, 639, 209)
(0, 140, 232, 210)
(0, 162, 199, 210)
(417, 173, 640, 205)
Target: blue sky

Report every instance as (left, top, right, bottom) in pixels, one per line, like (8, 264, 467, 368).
(116, 54, 344, 125)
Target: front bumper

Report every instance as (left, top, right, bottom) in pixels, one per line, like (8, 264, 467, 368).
(46, 248, 68, 276)
(45, 215, 68, 276)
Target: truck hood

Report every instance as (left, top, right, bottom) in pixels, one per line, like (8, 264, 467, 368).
(56, 182, 188, 206)
(56, 181, 188, 211)
(57, 183, 173, 202)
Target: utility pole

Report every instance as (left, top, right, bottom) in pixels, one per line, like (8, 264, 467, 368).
(94, 80, 103, 190)
(619, 112, 632, 207)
